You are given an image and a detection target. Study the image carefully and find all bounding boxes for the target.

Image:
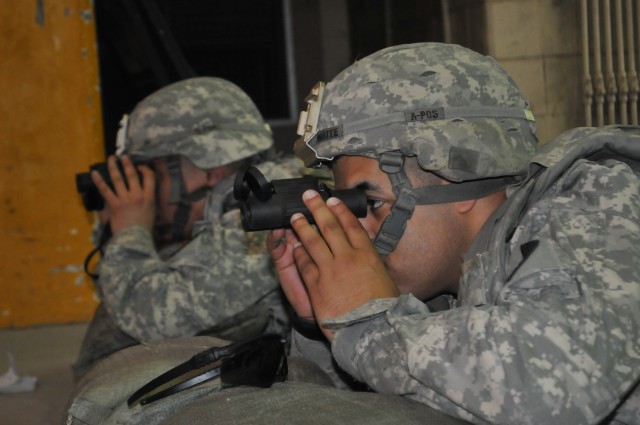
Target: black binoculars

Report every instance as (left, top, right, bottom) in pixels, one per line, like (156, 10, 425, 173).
(233, 166, 368, 231)
(75, 159, 141, 212)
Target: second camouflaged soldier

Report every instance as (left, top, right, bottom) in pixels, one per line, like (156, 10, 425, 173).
(73, 77, 303, 379)
(269, 43, 640, 424)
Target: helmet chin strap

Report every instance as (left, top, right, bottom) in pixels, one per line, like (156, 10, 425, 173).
(373, 151, 517, 258)
(374, 152, 417, 258)
(162, 156, 211, 243)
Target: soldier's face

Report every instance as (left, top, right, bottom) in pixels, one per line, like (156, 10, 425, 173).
(332, 155, 464, 300)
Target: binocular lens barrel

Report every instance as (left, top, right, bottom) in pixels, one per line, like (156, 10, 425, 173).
(240, 188, 367, 231)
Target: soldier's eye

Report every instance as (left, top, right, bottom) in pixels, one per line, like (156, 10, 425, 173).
(367, 199, 384, 211)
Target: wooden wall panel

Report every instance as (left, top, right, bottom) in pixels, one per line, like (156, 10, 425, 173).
(0, 0, 103, 327)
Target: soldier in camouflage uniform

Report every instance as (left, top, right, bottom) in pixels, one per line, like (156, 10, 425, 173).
(73, 77, 303, 380)
(269, 43, 640, 424)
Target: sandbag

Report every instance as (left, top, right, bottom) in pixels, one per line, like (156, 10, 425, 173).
(65, 336, 468, 424)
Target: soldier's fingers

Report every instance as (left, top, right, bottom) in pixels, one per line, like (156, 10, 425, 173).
(138, 164, 155, 200)
(291, 236, 320, 288)
(301, 190, 352, 254)
(120, 155, 143, 193)
(325, 197, 371, 250)
(267, 228, 289, 260)
(90, 169, 116, 202)
(267, 228, 284, 249)
(107, 155, 127, 194)
(290, 210, 333, 266)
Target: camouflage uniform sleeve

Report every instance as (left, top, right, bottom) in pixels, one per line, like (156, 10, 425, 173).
(327, 160, 640, 424)
(98, 219, 281, 342)
(290, 330, 360, 390)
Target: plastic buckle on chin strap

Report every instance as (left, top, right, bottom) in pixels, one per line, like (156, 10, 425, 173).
(379, 151, 404, 175)
(374, 187, 418, 257)
(374, 151, 417, 257)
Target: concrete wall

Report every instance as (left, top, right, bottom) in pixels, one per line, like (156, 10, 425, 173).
(484, 0, 582, 144)
(0, 0, 103, 327)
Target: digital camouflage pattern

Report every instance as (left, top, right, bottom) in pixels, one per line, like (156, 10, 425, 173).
(98, 157, 304, 342)
(124, 77, 273, 169)
(75, 77, 299, 376)
(316, 126, 640, 424)
(291, 43, 639, 423)
(297, 43, 538, 182)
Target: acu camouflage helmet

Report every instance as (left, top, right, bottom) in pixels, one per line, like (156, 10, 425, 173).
(121, 77, 273, 169)
(294, 43, 539, 257)
(295, 42, 538, 182)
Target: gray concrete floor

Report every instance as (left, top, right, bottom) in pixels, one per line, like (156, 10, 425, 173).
(0, 323, 88, 425)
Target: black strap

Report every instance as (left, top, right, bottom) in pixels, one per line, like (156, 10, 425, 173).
(170, 185, 211, 240)
(373, 152, 517, 257)
(180, 185, 211, 203)
(171, 202, 191, 241)
(412, 177, 516, 205)
(291, 313, 326, 342)
(166, 155, 183, 204)
(82, 223, 112, 279)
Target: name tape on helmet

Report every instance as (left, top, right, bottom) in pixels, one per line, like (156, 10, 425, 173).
(310, 105, 535, 145)
(316, 125, 343, 142)
(404, 108, 445, 121)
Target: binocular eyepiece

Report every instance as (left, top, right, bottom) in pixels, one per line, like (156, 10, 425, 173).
(233, 166, 368, 232)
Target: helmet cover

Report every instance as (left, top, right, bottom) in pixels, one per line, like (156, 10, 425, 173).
(123, 77, 273, 169)
(296, 43, 538, 182)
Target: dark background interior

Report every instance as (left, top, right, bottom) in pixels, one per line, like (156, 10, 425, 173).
(94, 0, 483, 154)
